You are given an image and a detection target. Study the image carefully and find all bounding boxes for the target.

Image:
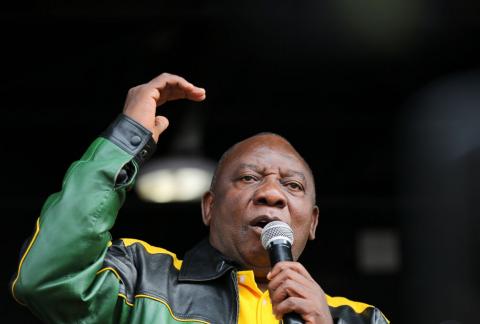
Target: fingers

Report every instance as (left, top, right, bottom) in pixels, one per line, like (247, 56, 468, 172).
(152, 116, 170, 143)
(273, 297, 331, 323)
(268, 261, 314, 282)
(148, 72, 190, 89)
(147, 73, 206, 106)
(273, 297, 309, 319)
(268, 263, 317, 304)
(267, 262, 333, 323)
(122, 72, 205, 139)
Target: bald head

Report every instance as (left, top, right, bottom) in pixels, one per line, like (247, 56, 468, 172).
(210, 132, 316, 202)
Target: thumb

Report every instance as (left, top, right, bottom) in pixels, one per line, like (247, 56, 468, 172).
(152, 115, 169, 142)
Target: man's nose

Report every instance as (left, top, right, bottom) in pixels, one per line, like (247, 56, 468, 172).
(253, 180, 287, 208)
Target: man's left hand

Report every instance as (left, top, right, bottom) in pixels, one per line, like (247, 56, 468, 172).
(267, 261, 333, 324)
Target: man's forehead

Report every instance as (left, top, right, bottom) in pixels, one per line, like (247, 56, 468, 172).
(224, 135, 308, 172)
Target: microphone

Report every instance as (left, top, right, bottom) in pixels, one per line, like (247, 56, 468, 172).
(261, 221, 304, 324)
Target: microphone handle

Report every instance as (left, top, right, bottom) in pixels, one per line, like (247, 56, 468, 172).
(267, 241, 305, 324)
(268, 241, 294, 264)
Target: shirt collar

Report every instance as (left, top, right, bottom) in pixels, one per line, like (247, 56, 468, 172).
(178, 238, 238, 281)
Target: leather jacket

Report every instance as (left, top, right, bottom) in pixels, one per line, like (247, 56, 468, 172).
(11, 114, 388, 324)
(105, 237, 389, 324)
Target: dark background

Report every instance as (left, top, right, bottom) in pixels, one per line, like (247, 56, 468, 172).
(2, 1, 480, 323)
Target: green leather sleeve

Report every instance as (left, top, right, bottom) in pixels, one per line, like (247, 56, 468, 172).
(12, 137, 137, 323)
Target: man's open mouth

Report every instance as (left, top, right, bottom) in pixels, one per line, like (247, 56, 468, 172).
(250, 215, 279, 229)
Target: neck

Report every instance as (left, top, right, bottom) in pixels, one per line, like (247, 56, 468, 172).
(255, 277, 269, 292)
(252, 268, 271, 292)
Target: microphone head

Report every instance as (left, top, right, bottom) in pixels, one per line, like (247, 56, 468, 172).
(261, 221, 294, 250)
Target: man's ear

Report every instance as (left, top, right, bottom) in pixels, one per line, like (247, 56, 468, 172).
(201, 191, 214, 226)
(309, 205, 319, 240)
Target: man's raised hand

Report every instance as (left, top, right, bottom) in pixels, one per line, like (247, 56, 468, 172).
(122, 73, 206, 142)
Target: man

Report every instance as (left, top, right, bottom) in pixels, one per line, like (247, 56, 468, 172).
(11, 73, 388, 323)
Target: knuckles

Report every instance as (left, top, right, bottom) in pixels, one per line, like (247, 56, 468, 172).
(127, 84, 159, 100)
(274, 261, 296, 272)
(283, 268, 297, 280)
(127, 85, 146, 95)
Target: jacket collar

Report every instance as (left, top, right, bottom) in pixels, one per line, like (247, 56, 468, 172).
(179, 238, 238, 282)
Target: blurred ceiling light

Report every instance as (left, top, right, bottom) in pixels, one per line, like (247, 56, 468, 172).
(135, 104, 216, 203)
(136, 157, 216, 203)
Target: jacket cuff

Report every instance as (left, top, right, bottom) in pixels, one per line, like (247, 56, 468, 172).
(101, 114, 157, 166)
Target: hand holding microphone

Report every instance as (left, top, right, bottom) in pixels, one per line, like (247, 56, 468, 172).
(261, 221, 333, 324)
(261, 221, 304, 324)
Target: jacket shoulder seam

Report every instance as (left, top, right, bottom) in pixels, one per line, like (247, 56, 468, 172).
(119, 238, 183, 270)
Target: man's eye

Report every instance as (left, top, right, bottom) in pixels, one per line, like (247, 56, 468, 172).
(240, 175, 258, 182)
(286, 182, 303, 191)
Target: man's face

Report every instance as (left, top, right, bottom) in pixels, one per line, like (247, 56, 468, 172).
(202, 135, 319, 277)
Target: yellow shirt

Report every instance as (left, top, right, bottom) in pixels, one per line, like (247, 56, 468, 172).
(236, 270, 389, 324)
(237, 270, 279, 324)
